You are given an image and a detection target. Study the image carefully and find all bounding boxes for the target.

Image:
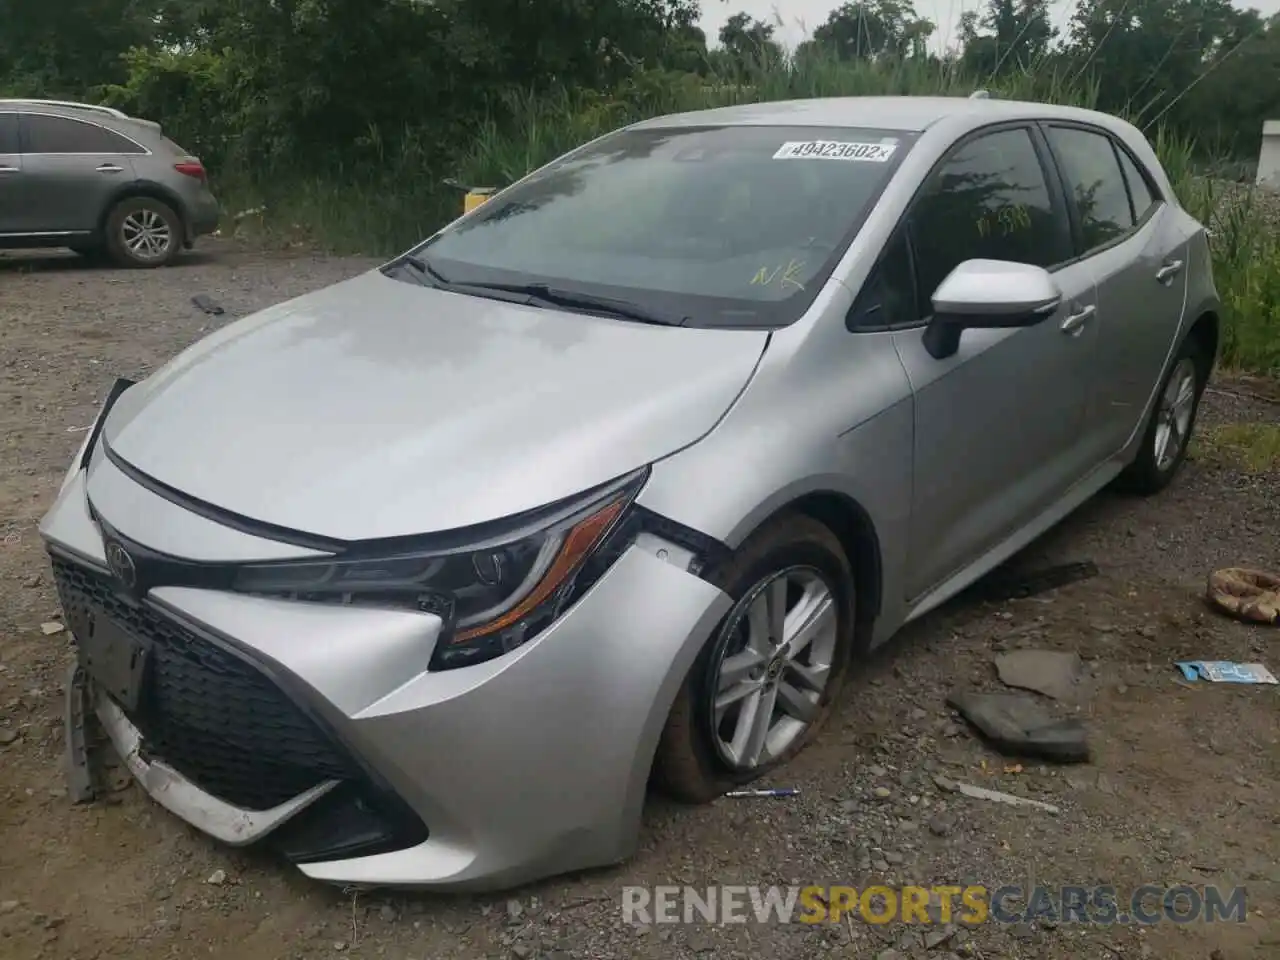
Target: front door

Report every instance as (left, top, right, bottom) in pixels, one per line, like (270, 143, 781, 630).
(17, 112, 141, 234)
(1041, 123, 1191, 463)
(892, 124, 1098, 601)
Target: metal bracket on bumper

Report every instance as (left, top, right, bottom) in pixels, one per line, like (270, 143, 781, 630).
(64, 662, 100, 803)
(64, 659, 339, 843)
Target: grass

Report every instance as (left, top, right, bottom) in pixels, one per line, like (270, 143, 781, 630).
(215, 54, 1280, 378)
(1190, 422, 1280, 473)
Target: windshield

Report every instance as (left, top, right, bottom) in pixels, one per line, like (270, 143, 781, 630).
(414, 124, 916, 328)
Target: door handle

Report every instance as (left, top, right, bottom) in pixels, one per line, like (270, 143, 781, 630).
(1155, 259, 1184, 283)
(96, 163, 124, 173)
(1060, 304, 1096, 335)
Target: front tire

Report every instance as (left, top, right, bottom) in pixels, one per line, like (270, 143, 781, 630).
(1115, 336, 1209, 495)
(653, 513, 856, 804)
(105, 197, 182, 268)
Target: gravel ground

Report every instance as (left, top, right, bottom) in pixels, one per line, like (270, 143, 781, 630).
(1, 242, 1277, 960)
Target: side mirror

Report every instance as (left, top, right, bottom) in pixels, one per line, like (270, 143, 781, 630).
(922, 259, 1063, 359)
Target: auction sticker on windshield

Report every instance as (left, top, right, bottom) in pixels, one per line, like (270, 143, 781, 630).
(773, 140, 897, 162)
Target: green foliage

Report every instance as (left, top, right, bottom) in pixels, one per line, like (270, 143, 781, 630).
(2, 0, 1278, 374)
(0, 0, 156, 94)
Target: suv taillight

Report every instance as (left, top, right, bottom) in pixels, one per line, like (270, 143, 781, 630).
(174, 159, 206, 183)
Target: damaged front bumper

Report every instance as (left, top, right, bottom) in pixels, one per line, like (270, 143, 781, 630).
(65, 664, 338, 844)
(46, 457, 731, 891)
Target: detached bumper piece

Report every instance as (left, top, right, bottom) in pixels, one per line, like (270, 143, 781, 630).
(50, 553, 427, 864)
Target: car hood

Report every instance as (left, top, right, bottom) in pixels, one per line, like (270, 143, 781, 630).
(101, 270, 769, 542)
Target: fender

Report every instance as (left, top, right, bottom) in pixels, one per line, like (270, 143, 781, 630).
(635, 300, 916, 649)
(97, 177, 191, 238)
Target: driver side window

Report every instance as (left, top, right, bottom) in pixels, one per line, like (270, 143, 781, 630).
(906, 127, 1071, 322)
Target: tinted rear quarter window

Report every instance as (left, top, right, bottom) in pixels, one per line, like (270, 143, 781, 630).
(1046, 126, 1134, 251)
(0, 113, 18, 154)
(908, 127, 1069, 317)
(1115, 147, 1157, 220)
(23, 114, 144, 155)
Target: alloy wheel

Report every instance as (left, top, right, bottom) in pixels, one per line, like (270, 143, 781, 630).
(1154, 356, 1198, 472)
(121, 209, 173, 262)
(708, 566, 839, 770)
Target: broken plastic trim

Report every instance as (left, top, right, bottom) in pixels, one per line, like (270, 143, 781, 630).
(629, 505, 731, 579)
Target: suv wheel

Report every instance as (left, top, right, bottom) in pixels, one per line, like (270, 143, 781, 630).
(106, 197, 182, 268)
(653, 513, 856, 803)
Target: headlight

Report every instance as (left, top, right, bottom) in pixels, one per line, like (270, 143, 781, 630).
(232, 469, 647, 670)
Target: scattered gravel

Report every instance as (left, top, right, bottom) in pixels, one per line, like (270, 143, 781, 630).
(1, 242, 1276, 960)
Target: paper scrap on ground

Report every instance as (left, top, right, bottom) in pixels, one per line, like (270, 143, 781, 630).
(1174, 661, 1278, 684)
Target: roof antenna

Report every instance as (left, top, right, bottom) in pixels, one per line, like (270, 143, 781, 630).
(970, 89, 991, 99)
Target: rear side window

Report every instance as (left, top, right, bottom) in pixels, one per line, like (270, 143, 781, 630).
(1046, 126, 1134, 252)
(1116, 147, 1157, 221)
(907, 127, 1069, 317)
(23, 114, 145, 155)
(0, 113, 18, 153)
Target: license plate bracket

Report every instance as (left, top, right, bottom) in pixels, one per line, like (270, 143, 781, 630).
(73, 610, 150, 713)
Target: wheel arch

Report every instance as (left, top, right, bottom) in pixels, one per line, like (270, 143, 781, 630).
(1186, 309, 1219, 374)
(718, 489, 884, 651)
(97, 179, 189, 239)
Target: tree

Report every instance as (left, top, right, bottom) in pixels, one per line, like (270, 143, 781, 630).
(1176, 10, 1279, 157)
(957, 0, 1057, 76)
(0, 0, 161, 94)
(1065, 0, 1243, 121)
(715, 11, 785, 75)
(810, 1, 936, 61)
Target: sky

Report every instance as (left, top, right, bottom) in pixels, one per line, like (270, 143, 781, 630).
(697, 0, 1280, 54)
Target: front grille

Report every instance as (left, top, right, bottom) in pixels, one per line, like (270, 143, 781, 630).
(51, 554, 358, 811)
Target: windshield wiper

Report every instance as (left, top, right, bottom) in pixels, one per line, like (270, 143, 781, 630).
(383, 253, 453, 287)
(459, 281, 686, 326)
(384, 258, 686, 325)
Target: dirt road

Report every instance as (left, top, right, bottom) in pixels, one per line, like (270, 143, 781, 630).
(1, 243, 1277, 960)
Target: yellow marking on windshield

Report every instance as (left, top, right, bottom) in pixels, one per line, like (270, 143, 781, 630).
(750, 258, 806, 291)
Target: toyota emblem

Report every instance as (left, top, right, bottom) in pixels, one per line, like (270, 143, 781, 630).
(105, 541, 137, 589)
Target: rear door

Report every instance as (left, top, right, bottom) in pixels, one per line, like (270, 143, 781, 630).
(885, 124, 1100, 601)
(1041, 123, 1190, 463)
(17, 112, 143, 234)
(0, 112, 21, 233)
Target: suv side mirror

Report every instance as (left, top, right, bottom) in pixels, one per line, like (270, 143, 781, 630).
(922, 259, 1062, 359)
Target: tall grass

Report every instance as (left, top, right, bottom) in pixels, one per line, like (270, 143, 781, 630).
(220, 54, 1280, 376)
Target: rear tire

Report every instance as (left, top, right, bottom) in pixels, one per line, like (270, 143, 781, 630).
(653, 513, 856, 804)
(1114, 336, 1209, 495)
(105, 197, 183, 268)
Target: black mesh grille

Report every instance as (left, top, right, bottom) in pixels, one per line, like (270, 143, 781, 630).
(51, 554, 359, 811)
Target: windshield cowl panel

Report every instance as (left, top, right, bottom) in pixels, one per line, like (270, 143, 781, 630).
(415, 124, 917, 330)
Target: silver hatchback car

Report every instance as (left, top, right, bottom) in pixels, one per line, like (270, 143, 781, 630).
(40, 95, 1217, 891)
(0, 99, 220, 266)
